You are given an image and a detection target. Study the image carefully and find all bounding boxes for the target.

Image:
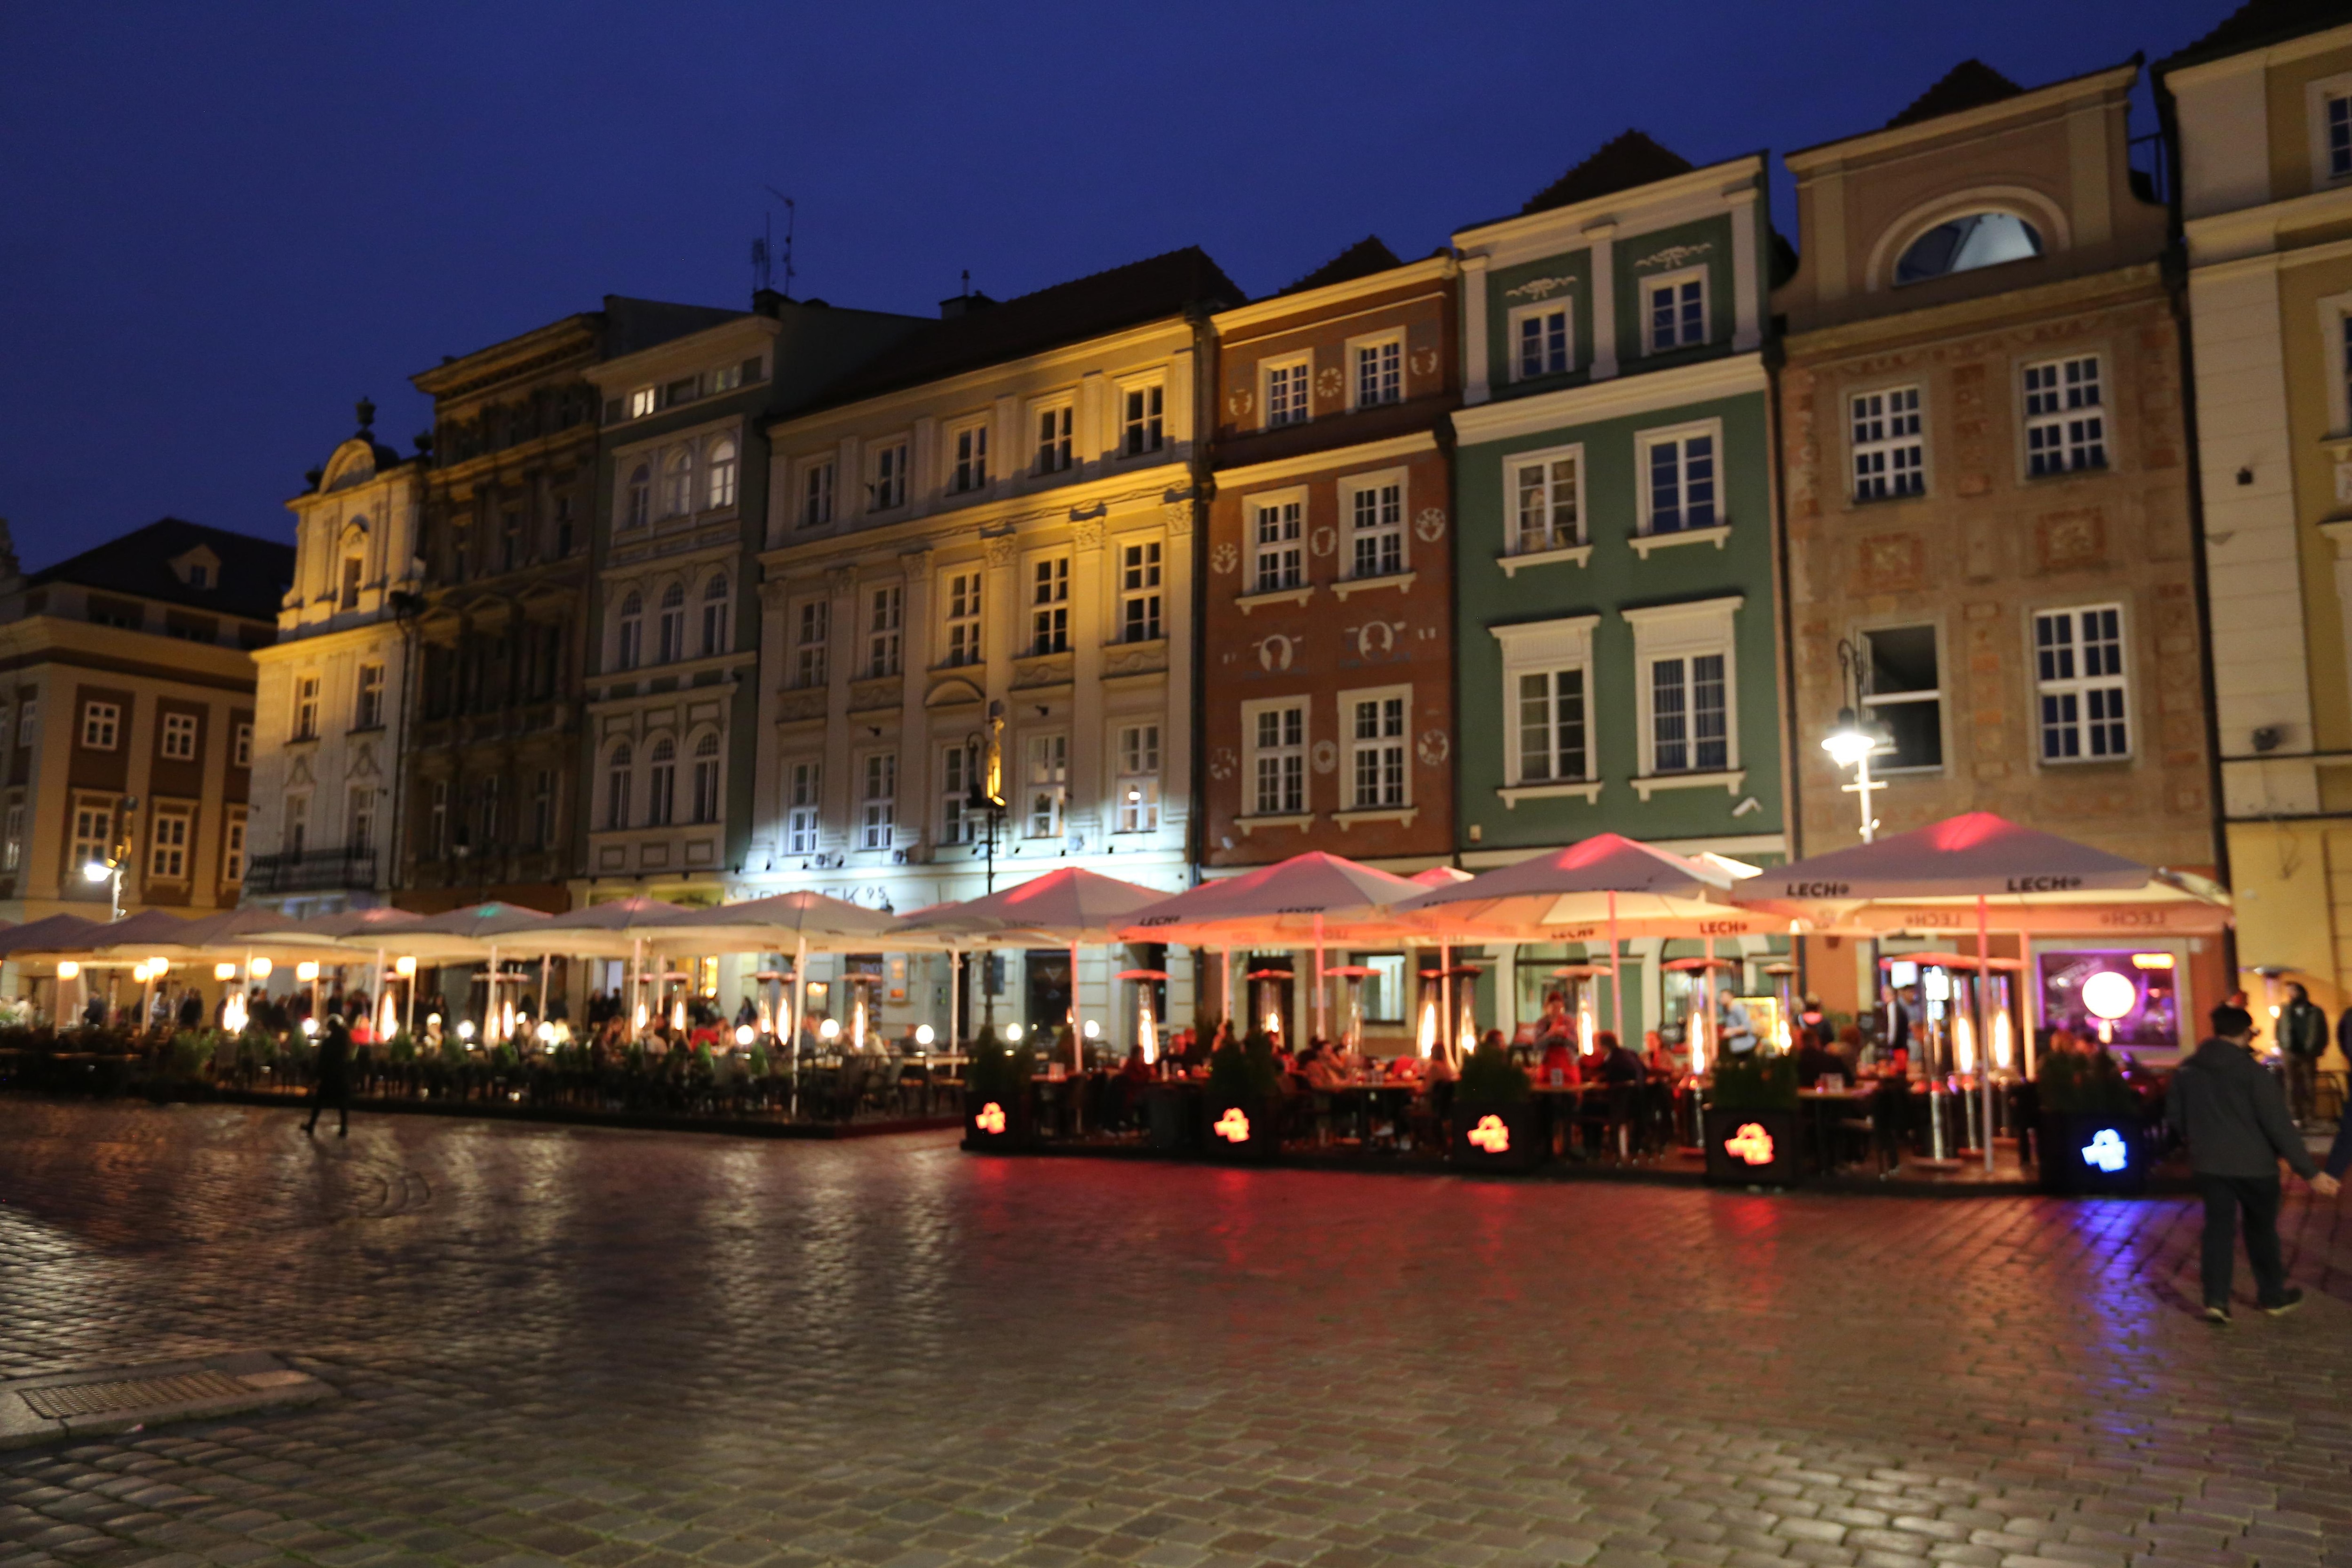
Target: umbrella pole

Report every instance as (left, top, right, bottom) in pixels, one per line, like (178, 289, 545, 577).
(792, 934, 808, 1077)
(1313, 913, 1326, 1044)
(627, 938, 642, 1043)
(1440, 943, 1452, 1065)
(537, 955, 550, 1035)
(1978, 895, 1994, 1176)
(1070, 940, 1081, 1067)
(486, 944, 500, 1045)
(949, 947, 960, 1047)
(1222, 946, 1234, 1035)
(1607, 891, 1623, 1048)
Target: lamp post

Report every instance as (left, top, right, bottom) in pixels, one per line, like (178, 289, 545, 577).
(1820, 642, 1891, 844)
(962, 712, 1008, 1029)
(80, 794, 138, 921)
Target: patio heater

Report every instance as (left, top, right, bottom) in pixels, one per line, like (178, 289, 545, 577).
(1325, 965, 1374, 1057)
(1547, 965, 1604, 1056)
(55, 961, 81, 1028)
(1118, 968, 1167, 1065)
(1247, 967, 1289, 1043)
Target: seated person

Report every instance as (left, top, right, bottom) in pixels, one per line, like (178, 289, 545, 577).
(1118, 1044, 1152, 1084)
(1592, 1030, 1645, 1086)
(1302, 1043, 1348, 1090)
(1794, 1027, 1836, 1088)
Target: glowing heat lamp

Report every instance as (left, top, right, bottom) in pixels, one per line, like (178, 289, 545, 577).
(670, 999, 686, 1033)
(1992, 1009, 2013, 1071)
(296, 961, 319, 983)
(632, 1002, 648, 1030)
(222, 993, 247, 1035)
(214, 962, 237, 981)
(734, 1024, 755, 1047)
(1417, 995, 1438, 1059)
(1952, 1012, 1976, 1075)
(1264, 1009, 1282, 1039)
(1138, 1004, 1157, 1064)
(394, 955, 416, 978)
(378, 992, 397, 1038)
(56, 961, 79, 981)
(500, 999, 515, 1042)
(1689, 1010, 1710, 1078)
(250, 956, 272, 979)
(2080, 970, 2137, 1045)
(148, 955, 168, 974)
(850, 995, 867, 1051)
(1456, 997, 1475, 1052)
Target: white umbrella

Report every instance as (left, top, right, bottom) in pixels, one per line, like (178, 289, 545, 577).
(661, 891, 907, 1064)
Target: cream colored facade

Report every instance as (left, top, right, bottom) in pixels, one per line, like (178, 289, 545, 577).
(247, 432, 424, 913)
(2169, 19, 2352, 1010)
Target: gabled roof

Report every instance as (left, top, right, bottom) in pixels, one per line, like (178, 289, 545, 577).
(24, 519, 293, 623)
(2158, 0, 2352, 72)
(1277, 236, 1404, 297)
(1520, 131, 1695, 216)
(1885, 59, 2026, 129)
(810, 247, 1244, 409)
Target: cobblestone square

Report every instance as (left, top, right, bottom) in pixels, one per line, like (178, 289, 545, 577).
(1, 1103, 2349, 1568)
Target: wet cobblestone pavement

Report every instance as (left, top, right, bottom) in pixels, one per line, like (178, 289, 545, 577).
(1, 1101, 2350, 1568)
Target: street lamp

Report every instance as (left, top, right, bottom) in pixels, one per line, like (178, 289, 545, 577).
(1821, 642, 1892, 844)
(963, 708, 1009, 1028)
(79, 794, 137, 920)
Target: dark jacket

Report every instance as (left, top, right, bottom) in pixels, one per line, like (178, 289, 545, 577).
(315, 1023, 354, 1091)
(2165, 1037, 2315, 1179)
(2279, 997, 2328, 1060)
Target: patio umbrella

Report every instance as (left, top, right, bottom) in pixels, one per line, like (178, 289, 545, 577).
(662, 891, 906, 1064)
(523, 896, 699, 1040)
(1737, 812, 2232, 1172)
(359, 902, 559, 1045)
(0, 913, 103, 957)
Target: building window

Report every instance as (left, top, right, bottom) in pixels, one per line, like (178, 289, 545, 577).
(555, 495, 574, 557)
(801, 458, 835, 528)
(1650, 655, 1728, 774)
(1263, 358, 1311, 428)
(355, 663, 385, 729)
(1511, 305, 1572, 380)
(660, 449, 693, 518)
(222, 811, 246, 883)
(1029, 557, 1069, 656)
(625, 464, 651, 529)
(1512, 447, 1583, 554)
(1861, 625, 1944, 772)
(2034, 606, 2129, 762)
(1, 803, 19, 872)
(1123, 383, 1166, 456)
(2024, 356, 2106, 475)
(1517, 669, 1589, 785)
(647, 738, 676, 826)
(794, 600, 828, 687)
(628, 387, 656, 419)
(187, 564, 208, 589)
(1252, 495, 1303, 593)
(159, 712, 198, 761)
(949, 419, 990, 493)
(707, 437, 739, 509)
(657, 582, 687, 663)
(870, 439, 908, 510)
(475, 775, 500, 847)
(1120, 541, 1162, 642)
(2333, 93, 2352, 179)
(71, 797, 114, 879)
(531, 769, 554, 847)
(500, 511, 521, 573)
(1249, 702, 1307, 816)
(860, 753, 896, 849)
(292, 677, 321, 740)
(1023, 734, 1067, 839)
(1344, 476, 1405, 579)
(867, 585, 903, 677)
(617, 590, 644, 671)
(1117, 724, 1160, 833)
(943, 569, 983, 667)
(785, 760, 820, 854)
(232, 720, 251, 768)
(347, 785, 374, 854)
(1644, 269, 1707, 352)
(284, 793, 310, 857)
(149, 806, 192, 881)
(1352, 337, 1401, 408)
(700, 574, 730, 657)
(81, 700, 121, 751)
(1034, 402, 1073, 474)
(1642, 429, 1718, 535)
(1346, 690, 1409, 809)
(427, 780, 448, 858)
(340, 555, 364, 609)
(18, 700, 35, 747)
(690, 732, 721, 823)
(1852, 387, 1924, 500)
(940, 743, 976, 846)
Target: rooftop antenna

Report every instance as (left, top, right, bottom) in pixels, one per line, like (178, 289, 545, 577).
(961, 268, 971, 298)
(763, 187, 797, 299)
(752, 218, 771, 295)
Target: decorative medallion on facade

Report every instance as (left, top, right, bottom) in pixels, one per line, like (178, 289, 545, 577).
(1310, 740, 1338, 775)
(1163, 502, 1193, 534)
(1317, 366, 1343, 400)
(1208, 747, 1237, 780)
(1413, 508, 1447, 542)
(1352, 621, 1405, 659)
(1416, 729, 1449, 767)
(984, 535, 1018, 567)
(1633, 241, 1714, 271)
(1255, 635, 1296, 672)
(1309, 525, 1338, 558)
(1227, 388, 1254, 419)
(1504, 276, 1577, 301)
(1211, 542, 1240, 575)
(1410, 347, 1440, 379)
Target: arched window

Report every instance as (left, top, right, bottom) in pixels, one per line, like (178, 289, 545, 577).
(690, 731, 722, 823)
(605, 742, 633, 830)
(661, 448, 693, 518)
(700, 573, 730, 657)
(707, 436, 739, 509)
(657, 581, 687, 663)
(616, 589, 644, 670)
(1895, 211, 2042, 286)
(625, 464, 651, 529)
(648, 737, 677, 826)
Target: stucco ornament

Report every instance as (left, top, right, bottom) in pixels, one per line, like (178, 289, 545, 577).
(1417, 729, 1450, 767)
(1256, 634, 1296, 672)
(1309, 525, 1337, 558)
(1504, 276, 1576, 301)
(1227, 388, 1254, 419)
(1633, 241, 1715, 271)
(1208, 747, 1237, 781)
(1311, 740, 1338, 775)
(1211, 541, 1240, 575)
(1413, 507, 1447, 542)
(1317, 366, 1343, 400)
(2336, 462, 2352, 505)
(1410, 346, 1439, 378)
(1353, 620, 1402, 659)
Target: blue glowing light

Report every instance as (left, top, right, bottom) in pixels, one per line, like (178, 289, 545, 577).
(2080, 1128, 2129, 1173)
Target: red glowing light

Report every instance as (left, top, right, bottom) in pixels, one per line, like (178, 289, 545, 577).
(975, 1101, 1007, 1135)
(1467, 1114, 1510, 1154)
(1724, 1122, 1775, 1166)
(1213, 1107, 1251, 1143)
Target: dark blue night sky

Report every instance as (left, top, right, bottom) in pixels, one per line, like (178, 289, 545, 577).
(1, 0, 2231, 568)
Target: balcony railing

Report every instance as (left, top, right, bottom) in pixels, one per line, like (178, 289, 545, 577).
(245, 848, 378, 895)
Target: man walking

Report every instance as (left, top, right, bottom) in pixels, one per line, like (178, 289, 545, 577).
(303, 1013, 354, 1138)
(2279, 981, 2327, 1126)
(2167, 1004, 2337, 1322)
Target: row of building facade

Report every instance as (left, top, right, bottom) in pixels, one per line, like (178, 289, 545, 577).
(8, 1, 2352, 1046)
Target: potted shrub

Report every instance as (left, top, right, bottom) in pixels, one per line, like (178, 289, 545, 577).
(963, 1029, 1037, 1151)
(2035, 1051, 2147, 1195)
(1205, 1030, 1282, 1163)
(1702, 1051, 1802, 1186)
(1449, 1041, 1541, 1172)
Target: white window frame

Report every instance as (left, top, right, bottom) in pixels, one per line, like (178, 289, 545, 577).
(1031, 397, 1076, 476)
(285, 792, 310, 857)
(700, 573, 731, 658)
(148, 804, 193, 882)
(706, 435, 739, 510)
(1505, 442, 1586, 561)
(1634, 418, 1725, 544)
(70, 795, 114, 878)
(2305, 72, 2352, 187)
(347, 784, 375, 854)
(1340, 684, 1412, 812)
(939, 741, 977, 846)
(1250, 488, 1306, 594)
(869, 437, 910, 512)
(646, 737, 676, 827)
(293, 675, 320, 740)
(1027, 553, 1070, 656)
(660, 446, 694, 518)
(689, 732, 722, 824)
(1, 802, 20, 872)
(792, 598, 829, 688)
(1346, 331, 1404, 411)
(624, 463, 652, 530)
(604, 743, 633, 831)
(1508, 302, 1574, 382)
(800, 456, 836, 529)
(1340, 469, 1408, 581)
(946, 415, 991, 495)
(784, 759, 822, 854)
(858, 751, 897, 850)
(2022, 354, 2107, 477)
(656, 581, 687, 664)
(1115, 723, 1160, 834)
(355, 661, 386, 728)
(1119, 377, 1167, 457)
(232, 721, 252, 769)
(1118, 538, 1163, 642)
(1493, 616, 1600, 802)
(1857, 622, 1947, 776)
(1850, 385, 1925, 501)
(81, 700, 121, 751)
(1625, 596, 1743, 795)
(2032, 603, 2131, 764)
(1642, 265, 1709, 354)
(531, 768, 555, 848)
(1261, 354, 1312, 430)
(1023, 732, 1067, 840)
(616, 590, 644, 671)
(866, 583, 903, 677)
(941, 567, 984, 668)
(627, 387, 656, 420)
(222, 809, 246, 884)
(159, 711, 198, 761)
(1242, 697, 1310, 820)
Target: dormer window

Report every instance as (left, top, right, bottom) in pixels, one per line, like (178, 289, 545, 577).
(188, 565, 208, 589)
(1895, 212, 2042, 286)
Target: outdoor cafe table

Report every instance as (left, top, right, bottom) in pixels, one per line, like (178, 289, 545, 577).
(1326, 1080, 1417, 1146)
(1797, 1085, 1873, 1172)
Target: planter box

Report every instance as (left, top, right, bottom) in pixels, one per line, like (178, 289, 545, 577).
(1701, 1106, 1803, 1187)
(2037, 1110, 2148, 1195)
(962, 1087, 1033, 1153)
(1449, 1102, 1543, 1173)
(1146, 1083, 1201, 1154)
(1206, 1098, 1280, 1163)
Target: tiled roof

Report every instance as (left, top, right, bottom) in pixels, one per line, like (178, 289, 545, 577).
(1519, 131, 1695, 216)
(1276, 236, 1404, 297)
(24, 518, 293, 623)
(814, 247, 1243, 407)
(2159, 0, 2352, 71)
(1884, 60, 2026, 129)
